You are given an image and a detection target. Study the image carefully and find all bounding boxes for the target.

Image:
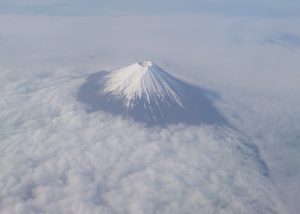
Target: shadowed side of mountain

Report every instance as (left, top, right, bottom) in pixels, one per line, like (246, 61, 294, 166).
(78, 71, 227, 127)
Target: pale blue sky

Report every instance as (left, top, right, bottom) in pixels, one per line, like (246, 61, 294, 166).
(0, 0, 299, 17)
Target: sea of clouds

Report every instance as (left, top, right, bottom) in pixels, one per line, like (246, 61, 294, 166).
(0, 14, 300, 214)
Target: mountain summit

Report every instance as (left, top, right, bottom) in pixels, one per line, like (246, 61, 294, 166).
(78, 61, 226, 126)
(102, 61, 184, 110)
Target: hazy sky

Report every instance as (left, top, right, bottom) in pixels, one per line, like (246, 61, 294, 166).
(0, 0, 299, 17)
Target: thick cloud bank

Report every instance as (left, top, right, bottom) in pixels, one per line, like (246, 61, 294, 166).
(0, 68, 282, 213)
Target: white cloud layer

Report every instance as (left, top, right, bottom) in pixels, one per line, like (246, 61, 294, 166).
(0, 14, 300, 213)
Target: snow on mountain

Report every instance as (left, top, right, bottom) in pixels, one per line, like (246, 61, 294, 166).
(102, 61, 184, 109)
(79, 61, 226, 125)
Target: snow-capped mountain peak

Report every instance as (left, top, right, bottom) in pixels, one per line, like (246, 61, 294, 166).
(78, 61, 225, 125)
(101, 61, 184, 109)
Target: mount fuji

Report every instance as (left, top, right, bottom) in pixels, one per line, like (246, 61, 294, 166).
(78, 61, 226, 126)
